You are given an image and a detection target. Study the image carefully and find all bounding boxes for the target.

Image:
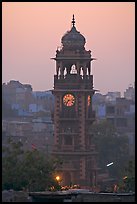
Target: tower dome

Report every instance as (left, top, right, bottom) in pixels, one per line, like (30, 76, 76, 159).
(61, 15, 86, 50)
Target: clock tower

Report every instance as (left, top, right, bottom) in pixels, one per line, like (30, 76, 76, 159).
(52, 15, 98, 187)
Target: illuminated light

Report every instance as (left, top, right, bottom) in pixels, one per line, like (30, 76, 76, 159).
(123, 176, 128, 180)
(55, 176, 60, 181)
(88, 95, 91, 106)
(106, 162, 113, 167)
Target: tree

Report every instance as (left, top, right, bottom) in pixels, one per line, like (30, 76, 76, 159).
(2, 140, 61, 191)
(19, 150, 61, 191)
(2, 140, 24, 190)
(121, 159, 135, 192)
(90, 120, 130, 180)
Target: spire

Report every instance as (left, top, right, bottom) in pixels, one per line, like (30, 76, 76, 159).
(72, 14, 75, 27)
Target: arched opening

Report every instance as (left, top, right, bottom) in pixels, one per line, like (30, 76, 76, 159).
(64, 67, 67, 77)
(70, 65, 77, 74)
(80, 68, 83, 76)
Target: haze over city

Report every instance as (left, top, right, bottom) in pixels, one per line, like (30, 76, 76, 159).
(2, 2, 135, 96)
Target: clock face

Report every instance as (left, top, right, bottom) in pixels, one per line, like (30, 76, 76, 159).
(88, 95, 91, 106)
(63, 94, 75, 107)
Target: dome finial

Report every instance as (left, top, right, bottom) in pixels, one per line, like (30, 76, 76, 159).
(72, 14, 75, 27)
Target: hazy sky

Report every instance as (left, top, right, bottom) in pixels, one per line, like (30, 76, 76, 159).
(2, 2, 135, 96)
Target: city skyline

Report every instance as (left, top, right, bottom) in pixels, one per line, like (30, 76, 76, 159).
(2, 2, 135, 96)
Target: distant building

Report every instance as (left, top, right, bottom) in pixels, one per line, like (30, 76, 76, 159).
(96, 104, 106, 119)
(2, 81, 54, 153)
(2, 80, 34, 115)
(92, 92, 135, 157)
(106, 97, 135, 156)
(2, 81, 54, 116)
(92, 93, 106, 104)
(32, 91, 54, 112)
(105, 91, 121, 102)
(124, 83, 135, 101)
(2, 117, 54, 153)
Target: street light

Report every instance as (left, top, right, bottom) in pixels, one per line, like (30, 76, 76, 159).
(55, 176, 62, 191)
(55, 176, 60, 182)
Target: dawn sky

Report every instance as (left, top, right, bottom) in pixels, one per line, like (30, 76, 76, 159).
(2, 2, 135, 96)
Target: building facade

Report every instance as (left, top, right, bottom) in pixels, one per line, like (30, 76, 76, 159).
(2, 117, 54, 153)
(92, 93, 135, 157)
(124, 83, 135, 101)
(52, 15, 98, 187)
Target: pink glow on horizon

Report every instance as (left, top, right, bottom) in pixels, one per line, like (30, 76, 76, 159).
(2, 2, 135, 95)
